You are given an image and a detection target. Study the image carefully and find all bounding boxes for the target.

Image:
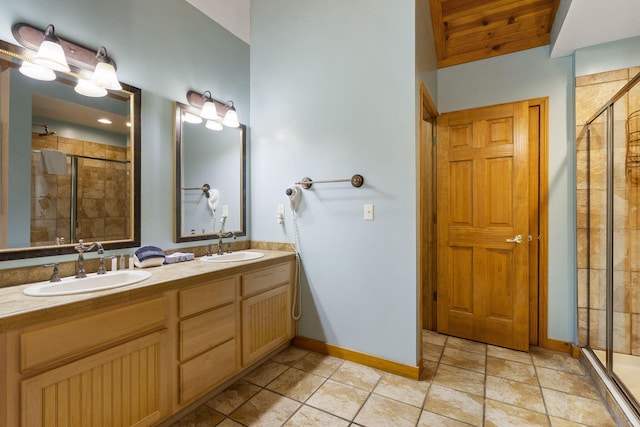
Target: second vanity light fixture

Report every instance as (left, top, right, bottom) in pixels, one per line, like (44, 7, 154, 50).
(12, 23, 121, 98)
(186, 90, 240, 130)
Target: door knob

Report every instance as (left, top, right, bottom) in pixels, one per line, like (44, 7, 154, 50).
(506, 234, 524, 244)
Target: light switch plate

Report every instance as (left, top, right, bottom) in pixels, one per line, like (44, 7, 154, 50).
(364, 203, 374, 220)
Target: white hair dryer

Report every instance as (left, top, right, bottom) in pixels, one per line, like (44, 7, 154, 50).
(286, 185, 302, 212)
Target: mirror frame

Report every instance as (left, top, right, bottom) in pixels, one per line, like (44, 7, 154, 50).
(0, 39, 141, 261)
(173, 102, 246, 243)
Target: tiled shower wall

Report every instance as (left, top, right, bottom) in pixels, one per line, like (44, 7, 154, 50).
(576, 66, 640, 356)
(31, 133, 130, 246)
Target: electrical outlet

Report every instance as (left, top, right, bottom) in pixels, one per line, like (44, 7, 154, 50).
(364, 203, 374, 220)
(277, 204, 285, 224)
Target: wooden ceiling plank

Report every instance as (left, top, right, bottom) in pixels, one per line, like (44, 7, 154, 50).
(445, 24, 551, 57)
(442, 1, 553, 36)
(444, 14, 552, 50)
(441, 0, 553, 22)
(429, 0, 448, 60)
(444, 6, 552, 41)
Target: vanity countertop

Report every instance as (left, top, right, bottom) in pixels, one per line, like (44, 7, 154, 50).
(0, 250, 295, 332)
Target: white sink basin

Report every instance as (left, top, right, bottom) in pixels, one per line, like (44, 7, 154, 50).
(201, 251, 265, 263)
(23, 270, 153, 297)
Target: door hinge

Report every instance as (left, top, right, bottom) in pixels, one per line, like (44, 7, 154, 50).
(432, 213, 437, 224)
(432, 291, 437, 301)
(432, 136, 437, 146)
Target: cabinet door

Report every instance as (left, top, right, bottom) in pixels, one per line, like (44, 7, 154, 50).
(21, 332, 167, 427)
(241, 284, 292, 366)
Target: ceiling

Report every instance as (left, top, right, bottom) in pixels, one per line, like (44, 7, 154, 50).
(429, 0, 560, 68)
(190, 1, 640, 68)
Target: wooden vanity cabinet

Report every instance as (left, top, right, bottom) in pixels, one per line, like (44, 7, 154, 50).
(241, 262, 294, 366)
(13, 296, 170, 427)
(177, 277, 238, 404)
(0, 256, 296, 427)
(175, 260, 296, 405)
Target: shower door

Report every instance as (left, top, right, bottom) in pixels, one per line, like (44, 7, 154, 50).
(584, 70, 640, 415)
(611, 79, 640, 405)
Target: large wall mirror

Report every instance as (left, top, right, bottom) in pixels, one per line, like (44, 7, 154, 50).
(0, 39, 141, 260)
(174, 102, 246, 242)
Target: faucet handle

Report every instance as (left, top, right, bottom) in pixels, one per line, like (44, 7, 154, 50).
(74, 239, 86, 252)
(43, 263, 61, 283)
(97, 253, 107, 275)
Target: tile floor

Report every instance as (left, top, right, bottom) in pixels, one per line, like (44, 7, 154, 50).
(170, 330, 617, 426)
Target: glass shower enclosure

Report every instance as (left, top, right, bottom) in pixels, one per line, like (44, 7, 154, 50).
(579, 70, 640, 420)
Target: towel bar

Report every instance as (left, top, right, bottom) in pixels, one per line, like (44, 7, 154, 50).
(295, 174, 364, 189)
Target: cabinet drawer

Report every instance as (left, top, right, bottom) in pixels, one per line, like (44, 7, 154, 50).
(180, 303, 235, 362)
(21, 297, 167, 371)
(180, 338, 236, 404)
(241, 263, 290, 297)
(179, 277, 235, 317)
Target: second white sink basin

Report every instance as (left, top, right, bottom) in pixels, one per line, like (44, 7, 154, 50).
(23, 270, 153, 297)
(201, 251, 265, 263)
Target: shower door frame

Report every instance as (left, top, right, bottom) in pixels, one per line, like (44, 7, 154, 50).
(584, 71, 640, 418)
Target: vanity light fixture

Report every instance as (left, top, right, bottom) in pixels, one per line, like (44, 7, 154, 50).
(186, 90, 240, 128)
(222, 101, 239, 128)
(32, 24, 69, 72)
(12, 23, 122, 97)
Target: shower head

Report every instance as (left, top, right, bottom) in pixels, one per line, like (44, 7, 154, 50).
(35, 124, 57, 137)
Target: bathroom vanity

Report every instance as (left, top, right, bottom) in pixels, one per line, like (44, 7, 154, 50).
(0, 250, 295, 426)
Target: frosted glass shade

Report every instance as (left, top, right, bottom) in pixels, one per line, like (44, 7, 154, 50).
(222, 108, 239, 128)
(205, 120, 223, 131)
(200, 101, 219, 120)
(92, 61, 122, 90)
(33, 40, 70, 72)
(74, 78, 107, 97)
(183, 112, 203, 124)
(19, 61, 56, 81)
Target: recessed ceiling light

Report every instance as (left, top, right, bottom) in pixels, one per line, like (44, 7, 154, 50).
(98, 118, 112, 124)
(126, 122, 131, 127)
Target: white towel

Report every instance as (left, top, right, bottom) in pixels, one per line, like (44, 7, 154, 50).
(40, 149, 68, 175)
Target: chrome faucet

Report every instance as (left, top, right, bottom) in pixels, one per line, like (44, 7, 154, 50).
(216, 231, 236, 255)
(74, 240, 104, 278)
(44, 263, 61, 283)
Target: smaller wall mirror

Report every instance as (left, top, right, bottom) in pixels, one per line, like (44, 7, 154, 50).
(174, 102, 246, 242)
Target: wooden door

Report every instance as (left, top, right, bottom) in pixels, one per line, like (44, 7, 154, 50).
(436, 101, 530, 351)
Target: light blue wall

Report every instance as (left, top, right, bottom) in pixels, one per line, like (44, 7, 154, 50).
(0, 0, 249, 267)
(250, 0, 419, 366)
(575, 36, 640, 77)
(437, 46, 577, 342)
